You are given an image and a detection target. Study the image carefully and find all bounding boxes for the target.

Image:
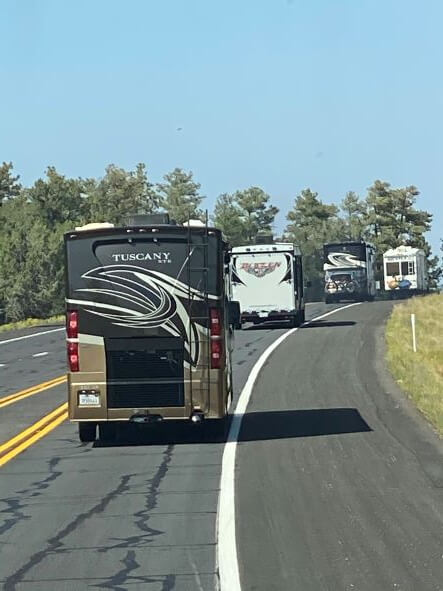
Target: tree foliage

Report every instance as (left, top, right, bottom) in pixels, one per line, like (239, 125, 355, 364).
(365, 180, 435, 282)
(212, 193, 246, 246)
(0, 160, 440, 321)
(212, 186, 279, 245)
(285, 189, 342, 292)
(86, 163, 158, 225)
(157, 168, 204, 224)
(340, 191, 367, 241)
(0, 162, 21, 207)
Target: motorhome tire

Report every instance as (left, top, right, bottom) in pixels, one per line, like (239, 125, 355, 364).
(79, 422, 97, 443)
(289, 315, 298, 328)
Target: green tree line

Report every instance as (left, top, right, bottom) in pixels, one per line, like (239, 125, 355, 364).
(0, 161, 441, 321)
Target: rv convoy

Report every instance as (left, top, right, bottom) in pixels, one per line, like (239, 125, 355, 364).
(64, 216, 429, 442)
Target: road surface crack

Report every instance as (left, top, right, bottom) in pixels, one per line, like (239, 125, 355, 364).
(3, 472, 134, 590)
(94, 444, 175, 589)
(0, 457, 61, 538)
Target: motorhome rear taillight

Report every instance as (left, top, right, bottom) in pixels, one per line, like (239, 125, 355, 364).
(211, 339, 222, 369)
(67, 311, 79, 339)
(68, 341, 79, 372)
(210, 308, 222, 337)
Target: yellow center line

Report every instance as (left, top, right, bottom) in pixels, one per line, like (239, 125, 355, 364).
(0, 402, 68, 468)
(0, 375, 67, 409)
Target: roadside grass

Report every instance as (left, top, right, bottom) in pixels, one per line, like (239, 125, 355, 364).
(386, 294, 443, 437)
(0, 315, 64, 334)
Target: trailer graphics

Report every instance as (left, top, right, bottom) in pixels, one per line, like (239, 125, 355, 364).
(239, 261, 282, 278)
(231, 243, 305, 327)
(64, 217, 236, 442)
(323, 241, 376, 303)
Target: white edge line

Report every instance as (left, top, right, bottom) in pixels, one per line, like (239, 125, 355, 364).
(0, 327, 64, 346)
(217, 302, 361, 591)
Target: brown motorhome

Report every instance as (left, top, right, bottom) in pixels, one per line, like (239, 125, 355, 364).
(64, 215, 237, 442)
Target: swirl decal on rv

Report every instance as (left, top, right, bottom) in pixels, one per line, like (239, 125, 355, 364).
(68, 265, 211, 367)
(324, 252, 367, 269)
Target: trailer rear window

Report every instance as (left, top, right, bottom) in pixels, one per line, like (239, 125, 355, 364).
(405, 261, 415, 275)
(386, 262, 400, 276)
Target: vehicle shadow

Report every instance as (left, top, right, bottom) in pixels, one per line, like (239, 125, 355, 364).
(235, 408, 371, 442)
(301, 320, 356, 329)
(93, 408, 371, 447)
(242, 322, 292, 331)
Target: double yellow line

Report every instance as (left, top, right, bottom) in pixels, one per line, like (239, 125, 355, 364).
(0, 403, 68, 467)
(0, 376, 68, 468)
(0, 375, 67, 409)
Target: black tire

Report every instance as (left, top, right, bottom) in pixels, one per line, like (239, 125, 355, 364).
(235, 321, 243, 330)
(289, 314, 298, 328)
(325, 295, 333, 305)
(79, 422, 97, 443)
(300, 308, 306, 324)
(99, 422, 118, 442)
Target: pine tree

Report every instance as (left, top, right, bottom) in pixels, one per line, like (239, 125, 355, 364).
(86, 163, 158, 225)
(341, 191, 367, 240)
(157, 168, 204, 224)
(285, 188, 341, 292)
(234, 187, 279, 243)
(0, 162, 21, 207)
(212, 193, 247, 246)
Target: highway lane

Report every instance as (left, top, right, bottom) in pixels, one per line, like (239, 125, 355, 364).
(0, 326, 65, 398)
(236, 301, 443, 591)
(0, 326, 66, 442)
(0, 302, 334, 590)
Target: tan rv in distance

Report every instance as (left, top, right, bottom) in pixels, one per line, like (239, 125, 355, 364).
(64, 214, 238, 442)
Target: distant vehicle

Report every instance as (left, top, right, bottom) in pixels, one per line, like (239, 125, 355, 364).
(64, 214, 238, 443)
(323, 241, 376, 303)
(230, 239, 305, 327)
(383, 245, 428, 296)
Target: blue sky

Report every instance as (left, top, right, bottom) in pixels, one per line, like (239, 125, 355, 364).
(1, 0, 442, 255)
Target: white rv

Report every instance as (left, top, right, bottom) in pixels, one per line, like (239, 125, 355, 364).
(383, 245, 428, 295)
(230, 242, 305, 327)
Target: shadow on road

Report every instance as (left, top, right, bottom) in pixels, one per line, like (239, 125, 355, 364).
(301, 320, 356, 329)
(236, 408, 371, 441)
(242, 322, 291, 331)
(93, 408, 371, 447)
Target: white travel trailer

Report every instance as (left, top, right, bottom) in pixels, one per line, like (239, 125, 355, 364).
(383, 245, 428, 295)
(230, 242, 305, 327)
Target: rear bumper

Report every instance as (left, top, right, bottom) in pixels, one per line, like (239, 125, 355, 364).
(68, 371, 229, 421)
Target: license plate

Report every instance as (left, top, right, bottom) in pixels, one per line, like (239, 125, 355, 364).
(79, 393, 100, 406)
(258, 312, 268, 318)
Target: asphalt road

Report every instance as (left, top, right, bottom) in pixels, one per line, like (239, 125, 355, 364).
(236, 301, 443, 591)
(0, 301, 442, 590)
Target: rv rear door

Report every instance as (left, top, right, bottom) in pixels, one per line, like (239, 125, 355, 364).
(232, 251, 294, 314)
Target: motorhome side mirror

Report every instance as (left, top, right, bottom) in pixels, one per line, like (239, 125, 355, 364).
(228, 301, 241, 326)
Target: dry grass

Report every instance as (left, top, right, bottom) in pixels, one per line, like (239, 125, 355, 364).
(386, 294, 443, 436)
(0, 315, 64, 334)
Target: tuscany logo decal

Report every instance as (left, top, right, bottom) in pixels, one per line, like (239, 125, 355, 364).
(111, 252, 171, 264)
(241, 261, 281, 278)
